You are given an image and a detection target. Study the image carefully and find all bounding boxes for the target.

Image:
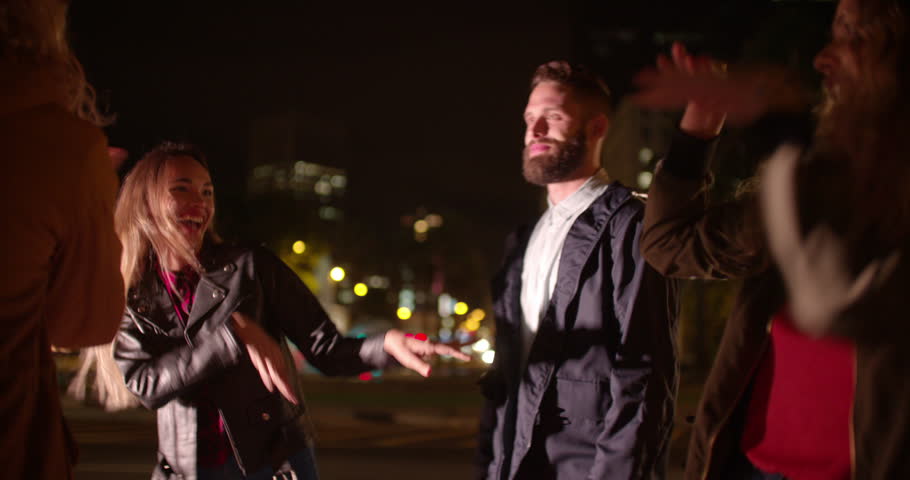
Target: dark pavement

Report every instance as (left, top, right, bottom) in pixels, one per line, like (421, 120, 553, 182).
(65, 375, 690, 479)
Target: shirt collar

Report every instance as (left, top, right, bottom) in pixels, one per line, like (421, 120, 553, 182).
(546, 169, 610, 223)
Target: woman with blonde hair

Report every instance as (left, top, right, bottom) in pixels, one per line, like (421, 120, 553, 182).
(78, 141, 467, 479)
(1, 0, 125, 479)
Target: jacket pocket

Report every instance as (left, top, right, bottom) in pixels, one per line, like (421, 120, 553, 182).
(245, 393, 284, 431)
(611, 366, 650, 399)
(550, 377, 611, 430)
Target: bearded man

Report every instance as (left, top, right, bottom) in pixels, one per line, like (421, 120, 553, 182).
(475, 61, 680, 480)
(634, 0, 910, 478)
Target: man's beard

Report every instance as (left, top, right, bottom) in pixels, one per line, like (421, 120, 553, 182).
(811, 69, 910, 250)
(522, 132, 587, 186)
(814, 85, 847, 144)
(814, 72, 895, 152)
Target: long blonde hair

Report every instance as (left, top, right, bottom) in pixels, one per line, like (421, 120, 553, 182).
(117, 142, 218, 288)
(0, 0, 110, 126)
(70, 142, 220, 410)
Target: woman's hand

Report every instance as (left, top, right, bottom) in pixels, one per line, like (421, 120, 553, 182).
(383, 329, 472, 377)
(231, 311, 298, 404)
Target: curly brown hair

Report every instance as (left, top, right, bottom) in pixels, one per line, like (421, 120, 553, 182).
(814, 0, 910, 253)
(0, 0, 111, 126)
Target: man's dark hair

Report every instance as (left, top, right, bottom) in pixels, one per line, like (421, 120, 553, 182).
(530, 61, 612, 117)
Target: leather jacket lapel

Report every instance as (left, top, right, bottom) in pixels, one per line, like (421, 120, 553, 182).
(185, 269, 232, 333)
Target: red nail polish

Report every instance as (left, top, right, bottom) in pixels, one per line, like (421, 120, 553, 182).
(415, 333, 428, 341)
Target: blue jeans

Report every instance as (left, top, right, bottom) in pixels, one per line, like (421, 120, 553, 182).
(198, 449, 319, 480)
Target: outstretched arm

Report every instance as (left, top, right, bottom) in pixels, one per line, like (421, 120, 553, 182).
(638, 44, 771, 280)
(260, 249, 467, 378)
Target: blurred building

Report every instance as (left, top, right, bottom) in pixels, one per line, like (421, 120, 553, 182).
(246, 111, 352, 330)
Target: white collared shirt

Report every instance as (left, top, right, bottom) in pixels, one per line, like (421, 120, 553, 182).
(519, 169, 610, 362)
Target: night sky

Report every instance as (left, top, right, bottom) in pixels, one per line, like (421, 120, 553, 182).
(68, 3, 575, 229)
(67, 1, 832, 293)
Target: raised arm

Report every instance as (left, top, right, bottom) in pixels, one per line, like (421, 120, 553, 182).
(637, 43, 771, 280)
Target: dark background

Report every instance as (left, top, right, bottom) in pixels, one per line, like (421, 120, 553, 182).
(68, 1, 830, 238)
(68, 0, 832, 367)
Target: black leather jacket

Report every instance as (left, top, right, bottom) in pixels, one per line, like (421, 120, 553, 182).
(113, 243, 388, 479)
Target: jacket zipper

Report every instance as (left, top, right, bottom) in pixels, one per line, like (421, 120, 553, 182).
(219, 410, 245, 476)
(700, 316, 773, 480)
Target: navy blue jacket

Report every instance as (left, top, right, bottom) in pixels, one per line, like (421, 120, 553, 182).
(477, 183, 679, 480)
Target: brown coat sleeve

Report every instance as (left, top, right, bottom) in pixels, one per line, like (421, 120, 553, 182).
(641, 131, 767, 280)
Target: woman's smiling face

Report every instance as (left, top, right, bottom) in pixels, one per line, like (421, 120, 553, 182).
(161, 155, 214, 253)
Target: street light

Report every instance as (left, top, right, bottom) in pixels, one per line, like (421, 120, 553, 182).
(329, 267, 345, 282)
(354, 283, 368, 297)
(397, 307, 412, 320)
(292, 240, 306, 255)
(454, 302, 469, 316)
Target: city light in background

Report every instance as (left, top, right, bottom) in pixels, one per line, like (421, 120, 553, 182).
(637, 171, 654, 190)
(329, 266, 345, 282)
(404, 211, 444, 243)
(481, 350, 495, 365)
(464, 308, 485, 332)
(243, 125, 495, 373)
(472, 338, 491, 353)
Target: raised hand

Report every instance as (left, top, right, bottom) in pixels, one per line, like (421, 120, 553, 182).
(663, 43, 727, 138)
(231, 311, 299, 404)
(383, 329, 472, 377)
(633, 42, 801, 129)
(759, 144, 900, 336)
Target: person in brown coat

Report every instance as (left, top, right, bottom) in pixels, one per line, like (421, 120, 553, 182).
(633, 0, 910, 478)
(0, 1, 126, 479)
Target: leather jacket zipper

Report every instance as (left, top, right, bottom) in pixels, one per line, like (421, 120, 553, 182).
(219, 410, 245, 476)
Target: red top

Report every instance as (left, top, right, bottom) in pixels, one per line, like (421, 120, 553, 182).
(158, 265, 232, 468)
(741, 306, 854, 480)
